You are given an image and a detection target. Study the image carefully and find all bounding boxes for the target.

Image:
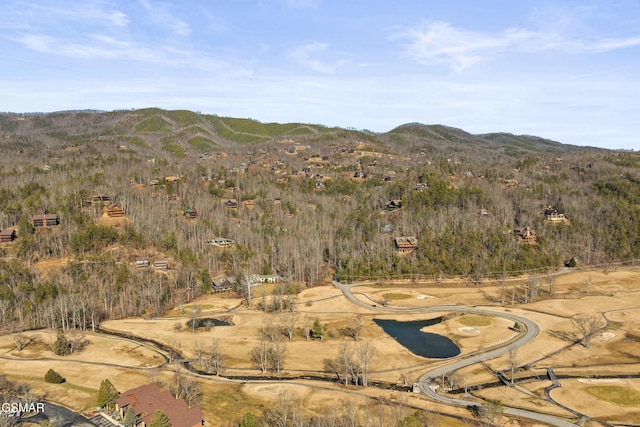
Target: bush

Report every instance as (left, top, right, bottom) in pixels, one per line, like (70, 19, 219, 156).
(44, 369, 65, 384)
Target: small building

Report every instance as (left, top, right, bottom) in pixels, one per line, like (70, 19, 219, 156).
(223, 199, 238, 208)
(212, 276, 236, 292)
(153, 259, 168, 270)
(115, 383, 204, 427)
(544, 207, 566, 222)
(386, 200, 402, 210)
(106, 203, 124, 218)
(415, 183, 428, 191)
(394, 236, 418, 254)
(207, 237, 235, 247)
(32, 214, 59, 228)
(250, 274, 279, 284)
(0, 229, 16, 243)
(183, 208, 198, 219)
(87, 194, 112, 204)
(514, 227, 537, 245)
(135, 259, 150, 268)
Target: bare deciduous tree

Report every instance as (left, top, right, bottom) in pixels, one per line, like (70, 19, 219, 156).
(190, 306, 201, 333)
(280, 311, 298, 341)
(173, 369, 202, 409)
(355, 339, 376, 387)
(571, 314, 602, 347)
(250, 340, 270, 374)
(508, 349, 518, 385)
(583, 276, 592, 294)
(262, 389, 306, 427)
(12, 334, 37, 351)
(344, 315, 364, 341)
(258, 317, 280, 341)
(268, 337, 287, 375)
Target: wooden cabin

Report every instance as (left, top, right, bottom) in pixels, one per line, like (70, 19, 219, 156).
(32, 214, 59, 228)
(514, 227, 537, 245)
(184, 208, 198, 219)
(106, 203, 124, 218)
(394, 236, 418, 254)
(154, 259, 168, 270)
(0, 229, 16, 243)
(135, 259, 150, 268)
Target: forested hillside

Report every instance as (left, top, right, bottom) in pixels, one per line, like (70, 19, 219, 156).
(0, 109, 637, 332)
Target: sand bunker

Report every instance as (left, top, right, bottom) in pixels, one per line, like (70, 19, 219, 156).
(416, 295, 432, 300)
(253, 385, 289, 395)
(578, 378, 627, 384)
(458, 327, 480, 335)
(599, 332, 616, 341)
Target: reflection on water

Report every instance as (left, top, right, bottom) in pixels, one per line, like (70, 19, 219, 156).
(373, 318, 460, 358)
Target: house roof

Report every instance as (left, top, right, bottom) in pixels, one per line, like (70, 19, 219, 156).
(115, 383, 203, 427)
(32, 214, 58, 220)
(0, 229, 16, 237)
(394, 236, 418, 248)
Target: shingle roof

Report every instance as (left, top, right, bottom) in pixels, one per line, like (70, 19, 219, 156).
(115, 383, 203, 427)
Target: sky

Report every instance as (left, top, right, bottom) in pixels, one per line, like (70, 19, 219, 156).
(1, 0, 640, 150)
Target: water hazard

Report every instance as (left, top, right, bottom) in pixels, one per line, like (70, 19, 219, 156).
(373, 318, 460, 358)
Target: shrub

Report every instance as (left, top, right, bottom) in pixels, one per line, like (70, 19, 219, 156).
(44, 369, 64, 384)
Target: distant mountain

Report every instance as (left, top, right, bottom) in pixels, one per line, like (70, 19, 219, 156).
(385, 123, 582, 156)
(0, 109, 595, 161)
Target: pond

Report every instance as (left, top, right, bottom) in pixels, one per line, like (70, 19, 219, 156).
(373, 318, 460, 358)
(186, 317, 233, 329)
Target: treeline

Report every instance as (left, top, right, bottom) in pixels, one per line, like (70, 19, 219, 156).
(1, 117, 640, 329)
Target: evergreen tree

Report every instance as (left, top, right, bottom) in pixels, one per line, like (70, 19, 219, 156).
(123, 407, 138, 427)
(148, 410, 171, 427)
(96, 379, 120, 409)
(239, 412, 259, 427)
(44, 369, 64, 384)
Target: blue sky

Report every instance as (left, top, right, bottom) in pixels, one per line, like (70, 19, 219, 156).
(1, 0, 640, 150)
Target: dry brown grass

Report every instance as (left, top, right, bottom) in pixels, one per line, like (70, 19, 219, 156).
(2, 268, 640, 425)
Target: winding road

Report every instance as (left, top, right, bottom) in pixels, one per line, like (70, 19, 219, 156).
(334, 281, 579, 427)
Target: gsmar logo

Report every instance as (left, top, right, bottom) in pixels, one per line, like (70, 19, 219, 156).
(1, 402, 45, 416)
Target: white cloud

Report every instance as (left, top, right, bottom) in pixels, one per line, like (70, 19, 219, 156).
(392, 21, 640, 71)
(14, 2, 130, 28)
(138, 0, 191, 36)
(289, 42, 350, 73)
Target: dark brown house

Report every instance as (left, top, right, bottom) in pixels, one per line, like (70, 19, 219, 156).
(107, 203, 124, 218)
(514, 227, 537, 245)
(394, 236, 418, 253)
(115, 383, 204, 427)
(0, 229, 16, 243)
(32, 214, 59, 228)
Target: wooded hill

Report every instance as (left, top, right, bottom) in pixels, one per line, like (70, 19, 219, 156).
(0, 108, 637, 331)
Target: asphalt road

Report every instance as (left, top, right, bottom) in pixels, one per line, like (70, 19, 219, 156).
(335, 281, 579, 427)
(22, 401, 96, 427)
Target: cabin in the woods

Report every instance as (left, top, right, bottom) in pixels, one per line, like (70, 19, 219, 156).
(0, 229, 16, 243)
(32, 214, 59, 228)
(106, 203, 124, 218)
(183, 208, 198, 219)
(394, 236, 418, 254)
(514, 227, 537, 245)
